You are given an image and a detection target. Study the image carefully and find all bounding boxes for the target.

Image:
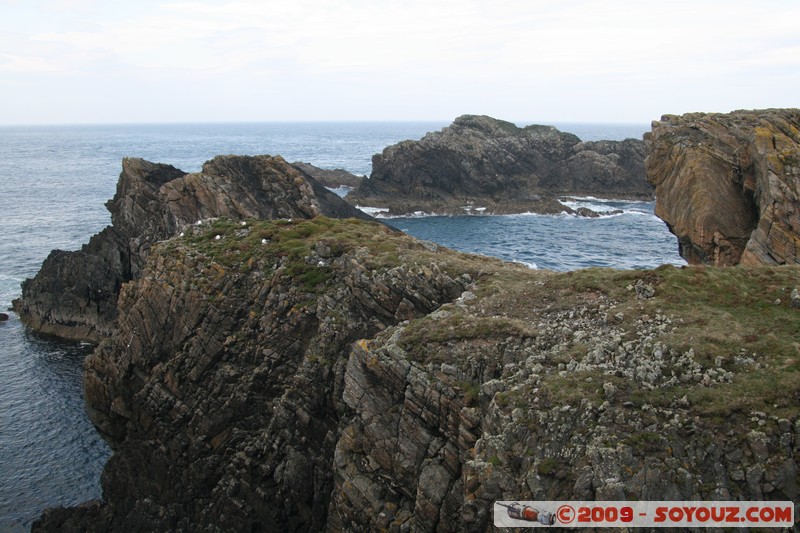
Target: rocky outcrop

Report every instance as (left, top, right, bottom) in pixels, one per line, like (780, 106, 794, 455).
(12, 155, 373, 341)
(35, 215, 800, 531)
(645, 109, 800, 266)
(291, 161, 365, 189)
(347, 115, 651, 215)
(37, 217, 484, 531)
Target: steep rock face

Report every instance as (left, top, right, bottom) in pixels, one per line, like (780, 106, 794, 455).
(645, 109, 800, 266)
(36, 218, 800, 531)
(331, 266, 800, 531)
(13, 155, 372, 341)
(348, 115, 651, 215)
(42, 217, 482, 531)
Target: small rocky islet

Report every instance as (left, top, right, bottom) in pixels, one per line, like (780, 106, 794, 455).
(347, 114, 652, 216)
(15, 110, 800, 532)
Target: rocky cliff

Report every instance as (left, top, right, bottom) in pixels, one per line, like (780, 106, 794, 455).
(347, 115, 651, 215)
(35, 215, 800, 531)
(645, 109, 800, 266)
(12, 155, 373, 342)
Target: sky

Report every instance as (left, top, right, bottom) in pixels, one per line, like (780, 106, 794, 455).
(1, 0, 798, 125)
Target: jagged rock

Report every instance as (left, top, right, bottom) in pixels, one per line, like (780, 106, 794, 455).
(645, 108, 800, 266)
(12, 155, 374, 341)
(348, 115, 651, 215)
(635, 280, 655, 299)
(24, 146, 800, 531)
(31, 216, 800, 531)
(291, 161, 365, 189)
(68, 217, 483, 532)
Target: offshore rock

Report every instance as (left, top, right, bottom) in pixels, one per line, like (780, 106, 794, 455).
(645, 109, 800, 266)
(12, 155, 372, 341)
(348, 115, 651, 215)
(291, 161, 365, 189)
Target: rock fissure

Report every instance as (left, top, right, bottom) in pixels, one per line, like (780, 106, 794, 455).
(646, 108, 800, 266)
(25, 137, 800, 531)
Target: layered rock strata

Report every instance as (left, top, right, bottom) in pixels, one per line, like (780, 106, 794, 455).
(645, 109, 800, 266)
(348, 115, 651, 215)
(37, 217, 484, 531)
(12, 155, 372, 341)
(35, 216, 800, 531)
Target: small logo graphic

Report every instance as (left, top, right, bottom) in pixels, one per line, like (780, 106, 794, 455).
(494, 501, 794, 528)
(496, 502, 556, 525)
(556, 504, 576, 525)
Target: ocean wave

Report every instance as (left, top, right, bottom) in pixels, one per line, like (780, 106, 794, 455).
(560, 195, 652, 205)
(355, 205, 391, 217)
(504, 211, 573, 218)
(357, 207, 458, 219)
(326, 186, 353, 198)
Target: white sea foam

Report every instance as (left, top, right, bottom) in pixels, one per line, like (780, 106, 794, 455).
(355, 205, 390, 217)
(514, 260, 539, 270)
(327, 186, 353, 198)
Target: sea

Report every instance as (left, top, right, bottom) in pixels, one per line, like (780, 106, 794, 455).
(0, 121, 684, 531)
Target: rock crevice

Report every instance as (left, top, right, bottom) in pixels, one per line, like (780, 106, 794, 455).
(348, 115, 652, 216)
(645, 109, 800, 266)
(13, 155, 373, 342)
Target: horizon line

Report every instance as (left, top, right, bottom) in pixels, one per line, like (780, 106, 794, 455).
(0, 118, 653, 129)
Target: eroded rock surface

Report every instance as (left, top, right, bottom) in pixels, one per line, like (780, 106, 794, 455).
(34, 217, 800, 531)
(38, 217, 482, 531)
(348, 115, 651, 215)
(645, 109, 800, 266)
(13, 155, 372, 341)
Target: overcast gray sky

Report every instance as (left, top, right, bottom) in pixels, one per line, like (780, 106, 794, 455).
(1, 0, 798, 125)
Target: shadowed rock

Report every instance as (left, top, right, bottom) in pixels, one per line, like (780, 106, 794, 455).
(13, 155, 373, 341)
(348, 115, 651, 215)
(645, 108, 800, 266)
(291, 161, 365, 189)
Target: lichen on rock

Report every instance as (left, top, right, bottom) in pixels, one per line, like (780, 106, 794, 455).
(645, 108, 800, 266)
(27, 149, 800, 532)
(34, 215, 800, 530)
(13, 155, 373, 342)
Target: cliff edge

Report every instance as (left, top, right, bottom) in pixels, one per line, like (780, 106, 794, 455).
(35, 216, 800, 531)
(347, 115, 651, 215)
(12, 155, 372, 342)
(645, 109, 800, 266)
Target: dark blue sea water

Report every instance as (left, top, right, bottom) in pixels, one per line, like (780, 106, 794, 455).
(0, 121, 682, 530)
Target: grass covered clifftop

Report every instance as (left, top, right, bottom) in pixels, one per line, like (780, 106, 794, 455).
(173, 217, 800, 421)
(396, 260, 800, 419)
(43, 216, 800, 531)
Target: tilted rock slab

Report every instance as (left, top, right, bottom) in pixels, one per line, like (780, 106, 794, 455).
(645, 108, 800, 266)
(348, 114, 651, 215)
(33, 223, 800, 531)
(13, 155, 372, 341)
(35, 218, 479, 531)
